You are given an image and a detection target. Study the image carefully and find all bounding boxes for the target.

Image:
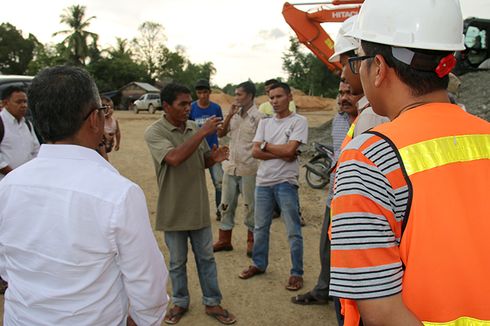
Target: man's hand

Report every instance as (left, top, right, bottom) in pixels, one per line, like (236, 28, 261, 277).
(284, 154, 298, 162)
(127, 315, 137, 326)
(228, 103, 240, 117)
(210, 145, 229, 163)
(114, 144, 120, 151)
(0, 165, 13, 176)
(200, 116, 223, 136)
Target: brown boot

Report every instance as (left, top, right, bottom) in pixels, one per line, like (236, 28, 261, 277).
(213, 229, 233, 252)
(246, 230, 254, 257)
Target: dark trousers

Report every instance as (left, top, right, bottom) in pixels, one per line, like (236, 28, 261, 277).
(311, 205, 331, 299)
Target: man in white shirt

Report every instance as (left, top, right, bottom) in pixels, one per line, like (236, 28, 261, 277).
(0, 66, 169, 325)
(239, 82, 308, 292)
(258, 79, 296, 116)
(0, 86, 40, 182)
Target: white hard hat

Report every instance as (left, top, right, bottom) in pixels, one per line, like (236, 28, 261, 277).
(329, 15, 360, 63)
(347, 0, 465, 51)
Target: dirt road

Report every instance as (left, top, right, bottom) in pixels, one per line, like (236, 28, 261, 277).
(0, 110, 338, 326)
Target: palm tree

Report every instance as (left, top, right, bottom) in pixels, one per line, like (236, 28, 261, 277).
(108, 38, 133, 58)
(53, 5, 98, 65)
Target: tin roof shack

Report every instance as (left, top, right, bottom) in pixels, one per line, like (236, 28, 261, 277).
(119, 82, 160, 109)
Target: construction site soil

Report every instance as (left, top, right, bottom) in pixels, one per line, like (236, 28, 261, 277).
(0, 76, 486, 325)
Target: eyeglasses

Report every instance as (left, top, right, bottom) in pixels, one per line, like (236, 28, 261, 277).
(83, 105, 110, 120)
(348, 55, 375, 74)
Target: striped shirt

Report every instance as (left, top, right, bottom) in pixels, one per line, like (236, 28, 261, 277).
(329, 132, 410, 300)
(326, 112, 351, 206)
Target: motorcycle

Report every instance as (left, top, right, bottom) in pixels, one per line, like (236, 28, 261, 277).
(305, 142, 334, 189)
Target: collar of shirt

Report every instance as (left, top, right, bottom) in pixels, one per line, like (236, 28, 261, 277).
(272, 111, 296, 121)
(37, 144, 118, 174)
(237, 104, 259, 118)
(357, 96, 370, 112)
(161, 114, 196, 133)
(1, 108, 25, 125)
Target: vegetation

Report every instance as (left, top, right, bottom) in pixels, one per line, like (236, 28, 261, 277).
(283, 37, 340, 98)
(0, 5, 337, 99)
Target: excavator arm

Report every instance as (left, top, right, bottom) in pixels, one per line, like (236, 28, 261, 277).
(282, 1, 363, 72)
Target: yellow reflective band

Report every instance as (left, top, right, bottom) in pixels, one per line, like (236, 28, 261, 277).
(399, 134, 490, 176)
(347, 122, 356, 138)
(423, 316, 490, 326)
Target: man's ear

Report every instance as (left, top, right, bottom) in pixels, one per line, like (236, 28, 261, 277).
(87, 110, 102, 133)
(162, 101, 170, 112)
(374, 54, 389, 88)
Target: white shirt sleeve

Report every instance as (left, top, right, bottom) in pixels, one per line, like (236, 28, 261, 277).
(253, 118, 267, 143)
(113, 185, 169, 326)
(289, 116, 308, 144)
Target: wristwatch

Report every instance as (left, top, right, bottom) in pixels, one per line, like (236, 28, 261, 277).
(260, 141, 268, 152)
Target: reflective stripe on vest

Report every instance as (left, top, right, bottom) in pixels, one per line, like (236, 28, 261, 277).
(340, 121, 356, 149)
(398, 134, 490, 176)
(423, 316, 490, 326)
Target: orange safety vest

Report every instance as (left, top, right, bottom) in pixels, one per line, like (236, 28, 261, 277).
(341, 103, 490, 325)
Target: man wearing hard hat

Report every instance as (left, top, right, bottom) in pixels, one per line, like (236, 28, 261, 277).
(329, 0, 490, 325)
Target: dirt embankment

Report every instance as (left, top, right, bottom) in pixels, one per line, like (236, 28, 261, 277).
(458, 70, 490, 121)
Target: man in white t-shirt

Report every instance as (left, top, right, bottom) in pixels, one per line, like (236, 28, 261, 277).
(239, 82, 308, 292)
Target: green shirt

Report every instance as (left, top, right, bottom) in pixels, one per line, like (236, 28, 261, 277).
(145, 116, 211, 231)
(258, 100, 296, 116)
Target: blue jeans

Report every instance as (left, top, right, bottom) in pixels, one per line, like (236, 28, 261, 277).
(164, 227, 222, 308)
(219, 174, 255, 231)
(208, 163, 223, 210)
(252, 182, 304, 276)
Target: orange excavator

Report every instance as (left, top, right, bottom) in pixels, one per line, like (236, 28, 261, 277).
(283, 1, 490, 75)
(282, 1, 364, 73)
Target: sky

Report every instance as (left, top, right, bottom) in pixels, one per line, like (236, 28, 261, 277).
(1, 0, 489, 87)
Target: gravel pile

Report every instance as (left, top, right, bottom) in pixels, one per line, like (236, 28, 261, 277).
(458, 70, 490, 121)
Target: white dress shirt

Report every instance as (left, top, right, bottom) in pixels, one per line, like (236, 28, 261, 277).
(0, 144, 168, 325)
(0, 109, 40, 181)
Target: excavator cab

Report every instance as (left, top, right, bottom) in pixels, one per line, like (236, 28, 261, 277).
(454, 17, 490, 74)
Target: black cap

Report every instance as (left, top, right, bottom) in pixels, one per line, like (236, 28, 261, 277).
(195, 79, 210, 90)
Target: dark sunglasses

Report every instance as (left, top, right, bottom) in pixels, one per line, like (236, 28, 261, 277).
(83, 105, 110, 120)
(348, 55, 375, 74)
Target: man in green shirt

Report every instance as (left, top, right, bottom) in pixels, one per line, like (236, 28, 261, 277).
(145, 83, 236, 325)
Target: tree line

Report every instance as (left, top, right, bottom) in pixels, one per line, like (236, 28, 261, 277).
(0, 5, 338, 98)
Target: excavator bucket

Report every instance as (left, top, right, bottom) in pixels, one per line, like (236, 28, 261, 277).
(282, 2, 362, 72)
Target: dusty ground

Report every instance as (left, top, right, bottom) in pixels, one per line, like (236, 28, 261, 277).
(0, 109, 338, 326)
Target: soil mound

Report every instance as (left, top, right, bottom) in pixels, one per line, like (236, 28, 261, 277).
(211, 89, 337, 113)
(458, 70, 490, 121)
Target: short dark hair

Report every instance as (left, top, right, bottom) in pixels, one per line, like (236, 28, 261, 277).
(195, 79, 210, 91)
(28, 65, 100, 142)
(237, 81, 256, 98)
(361, 40, 450, 97)
(264, 79, 279, 87)
(1, 86, 25, 100)
(161, 83, 191, 106)
(269, 82, 291, 95)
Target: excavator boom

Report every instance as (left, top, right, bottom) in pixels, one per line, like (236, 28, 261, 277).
(282, 1, 363, 72)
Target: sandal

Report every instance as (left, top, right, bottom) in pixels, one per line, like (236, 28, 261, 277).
(238, 265, 265, 279)
(205, 305, 237, 325)
(164, 305, 188, 324)
(286, 275, 304, 291)
(291, 291, 328, 305)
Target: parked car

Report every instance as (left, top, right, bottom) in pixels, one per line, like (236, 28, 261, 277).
(0, 75, 33, 99)
(132, 93, 162, 114)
